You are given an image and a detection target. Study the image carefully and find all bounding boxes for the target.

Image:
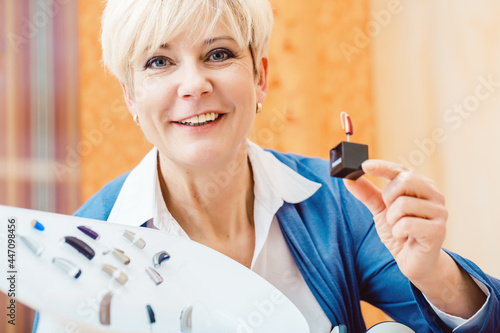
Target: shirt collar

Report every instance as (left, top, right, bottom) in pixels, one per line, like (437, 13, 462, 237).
(107, 147, 158, 226)
(246, 140, 321, 267)
(246, 140, 321, 207)
(106, 141, 322, 227)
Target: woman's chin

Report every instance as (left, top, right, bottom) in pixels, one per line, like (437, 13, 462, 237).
(157, 134, 247, 171)
(167, 145, 233, 170)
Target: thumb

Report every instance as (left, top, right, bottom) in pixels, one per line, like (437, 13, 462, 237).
(343, 177, 386, 216)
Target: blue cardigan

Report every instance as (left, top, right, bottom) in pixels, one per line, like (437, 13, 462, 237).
(67, 151, 500, 332)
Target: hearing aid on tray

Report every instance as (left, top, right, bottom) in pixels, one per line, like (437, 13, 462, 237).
(152, 250, 171, 268)
(330, 112, 369, 180)
(62, 236, 96, 260)
(19, 235, 44, 256)
(31, 219, 45, 231)
(99, 292, 112, 326)
(145, 266, 164, 286)
(52, 257, 82, 279)
(102, 264, 129, 285)
(77, 225, 100, 240)
(123, 229, 146, 249)
(112, 248, 131, 265)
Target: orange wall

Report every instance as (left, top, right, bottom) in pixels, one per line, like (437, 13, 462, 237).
(79, 1, 152, 202)
(79, 0, 386, 327)
(251, 1, 376, 159)
(79, 0, 376, 200)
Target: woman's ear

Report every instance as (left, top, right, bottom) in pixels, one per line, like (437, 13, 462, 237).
(120, 82, 137, 116)
(256, 56, 269, 103)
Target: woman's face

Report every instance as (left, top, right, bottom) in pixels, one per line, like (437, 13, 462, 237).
(122, 23, 268, 169)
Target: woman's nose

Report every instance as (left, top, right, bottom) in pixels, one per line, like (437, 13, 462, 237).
(177, 62, 213, 99)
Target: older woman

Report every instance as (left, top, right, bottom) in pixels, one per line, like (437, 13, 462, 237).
(35, 0, 500, 332)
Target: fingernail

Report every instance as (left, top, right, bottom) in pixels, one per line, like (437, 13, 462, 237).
(362, 160, 377, 172)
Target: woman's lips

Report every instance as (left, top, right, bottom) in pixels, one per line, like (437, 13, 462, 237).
(173, 113, 225, 129)
(175, 112, 223, 126)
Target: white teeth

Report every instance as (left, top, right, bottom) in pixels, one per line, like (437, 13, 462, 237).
(208, 113, 218, 121)
(178, 112, 220, 126)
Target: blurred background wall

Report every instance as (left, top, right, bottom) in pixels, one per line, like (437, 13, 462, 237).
(370, 0, 500, 281)
(2, 0, 500, 332)
(0, 0, 80, 332)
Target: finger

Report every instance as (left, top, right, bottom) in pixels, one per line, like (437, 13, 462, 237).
(386, 196, 448, 227)
(392, 217, 446, 249)
(362, 159, 409, 181)
(382, 171, 445, 207)
(343, 177, 386, 216)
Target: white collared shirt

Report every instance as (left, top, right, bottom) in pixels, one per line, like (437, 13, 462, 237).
(107, 140, 488, 332)
(108, 140, 332, 332)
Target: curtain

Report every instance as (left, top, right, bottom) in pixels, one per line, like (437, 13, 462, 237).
(0, 0, 80, 332)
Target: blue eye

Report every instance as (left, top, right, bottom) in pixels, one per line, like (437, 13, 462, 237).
(145, 56, 170, 69)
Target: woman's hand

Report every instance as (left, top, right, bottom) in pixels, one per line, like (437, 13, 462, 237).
(344, 159, 447, 282)
(344, 159, 485, 318)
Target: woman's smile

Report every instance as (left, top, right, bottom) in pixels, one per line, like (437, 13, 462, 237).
(172, 112, 227, 134)
(174, 112, 224, 126)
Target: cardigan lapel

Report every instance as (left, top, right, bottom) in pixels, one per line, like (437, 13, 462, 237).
(276, 201, 367, 332)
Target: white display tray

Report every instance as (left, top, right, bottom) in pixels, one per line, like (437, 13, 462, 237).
(0, 205, 310, 333)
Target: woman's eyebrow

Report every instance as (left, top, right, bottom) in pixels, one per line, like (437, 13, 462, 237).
(204, 36, 236, 45)
(156, 36, 235, 50)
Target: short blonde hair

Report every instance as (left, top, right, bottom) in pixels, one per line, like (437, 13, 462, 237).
(101, 0, 274, 88)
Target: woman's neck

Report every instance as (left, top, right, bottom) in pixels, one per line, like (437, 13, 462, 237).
(157, 142, 255, 244)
